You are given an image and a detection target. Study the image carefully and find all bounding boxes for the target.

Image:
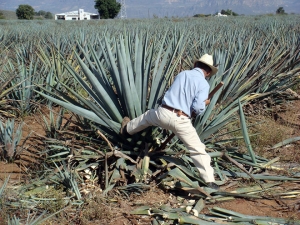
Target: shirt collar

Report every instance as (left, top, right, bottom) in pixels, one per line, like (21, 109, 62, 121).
(193, 68, 205, 77)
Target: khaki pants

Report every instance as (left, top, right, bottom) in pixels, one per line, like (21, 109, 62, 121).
(126, 106, 215, 182)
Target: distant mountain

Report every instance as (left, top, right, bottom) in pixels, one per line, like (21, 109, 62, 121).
(127, 0, 300, 18)
(0, 10, 17, 20)
(0, 0, 299, 18)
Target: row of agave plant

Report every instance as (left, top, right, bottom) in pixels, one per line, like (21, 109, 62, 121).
(0, 16, 300, 224)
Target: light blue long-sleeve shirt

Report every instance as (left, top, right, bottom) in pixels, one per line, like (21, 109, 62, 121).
(162, 68, 209, 117)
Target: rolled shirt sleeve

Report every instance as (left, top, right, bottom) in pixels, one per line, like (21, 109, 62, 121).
(192, 85, 209, 116)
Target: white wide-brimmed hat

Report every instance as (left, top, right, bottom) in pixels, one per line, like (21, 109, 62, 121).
(194, 54, 218, 76)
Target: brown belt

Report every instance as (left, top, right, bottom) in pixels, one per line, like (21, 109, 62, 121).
(161, 105, 189, 117)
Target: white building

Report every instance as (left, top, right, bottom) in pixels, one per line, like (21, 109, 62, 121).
(216, 12, 228, 17)
(55, 9, 100, 20)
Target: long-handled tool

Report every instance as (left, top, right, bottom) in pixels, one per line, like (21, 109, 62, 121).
(157, 81, 224, 151)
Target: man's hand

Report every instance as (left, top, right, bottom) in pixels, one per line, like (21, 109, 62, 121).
(205, 99, 210, 106)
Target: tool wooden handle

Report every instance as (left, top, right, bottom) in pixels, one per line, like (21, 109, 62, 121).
(192, 81, 224, 117)
(156, 133, 175, 151)
(208, 81, 224, 99)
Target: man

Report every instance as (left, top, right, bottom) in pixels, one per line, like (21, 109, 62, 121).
(120, 54, 219, 190)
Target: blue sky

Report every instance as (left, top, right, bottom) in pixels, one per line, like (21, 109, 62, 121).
(1, 0, 299, 18)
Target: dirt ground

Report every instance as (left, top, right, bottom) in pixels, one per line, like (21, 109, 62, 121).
(0, 99, 300, 224)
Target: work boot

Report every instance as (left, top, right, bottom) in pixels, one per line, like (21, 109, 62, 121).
(120, 117, 130, 136)
(206, 182, 220, 190)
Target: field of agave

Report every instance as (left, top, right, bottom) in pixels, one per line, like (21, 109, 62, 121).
(0, 15, 300, 224)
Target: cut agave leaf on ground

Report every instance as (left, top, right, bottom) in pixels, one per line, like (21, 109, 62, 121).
(221, 171, 300, 181)
(210, 207, 300, 224)
(271, 136, 300, 149)
(229, 183, 281, 194)
(167, 168, 210, 196)
(130, 206, 151, 215)
(178, 215, 225, 225)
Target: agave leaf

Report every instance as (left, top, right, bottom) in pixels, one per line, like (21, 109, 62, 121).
(0, 175, 10, 197)
(221, 170, 300, 181)
(0, 119, 23, 161)
(27, 208, 68, 225)
(238, 98, 257, 164)
(47, 151, 70, 158)
(210, 207, 298, 224)
(123, 34, 143, 116)
(167, 168, 209, 196)
(52, 161, 81, 200)
(193, 198, 205, 214)
(200, 116, 233, 140)
(64, 50, 122, 121)
(178, 214, 224, 225)
(108, 158, 126, 184)
(271, 136, 300, 149)
(7, 215, 20, 225)
(36, 91, 120, 133)
(130, 206, 151, 215)
(230, 183, 281, 194)
(117, 42, 136, 118)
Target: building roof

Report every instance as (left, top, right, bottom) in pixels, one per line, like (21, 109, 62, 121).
(55, 10, 98, 16)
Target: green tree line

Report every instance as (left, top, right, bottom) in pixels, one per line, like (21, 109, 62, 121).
(6, 4, 291, 20)
(35, 10, 53, 19)
(193, 7, 289, 18)
(0, 11, 4, 19)
(16, 5, 53, 20)
(15, 0, 122, 20)
(94, 0, 121, 19)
